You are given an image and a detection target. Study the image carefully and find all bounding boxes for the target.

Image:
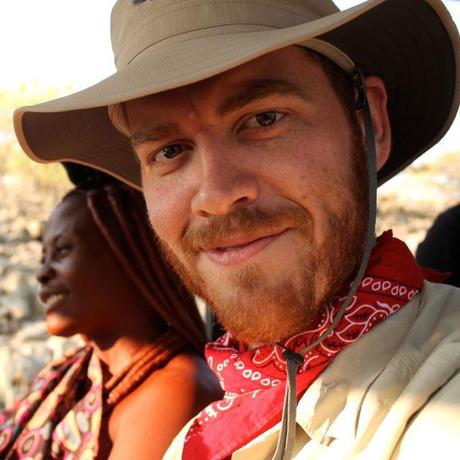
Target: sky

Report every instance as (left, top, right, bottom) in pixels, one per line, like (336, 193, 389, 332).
(1, 0, 459, 157)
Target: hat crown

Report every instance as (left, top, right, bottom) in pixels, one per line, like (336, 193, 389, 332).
(111, 0, 339, 68)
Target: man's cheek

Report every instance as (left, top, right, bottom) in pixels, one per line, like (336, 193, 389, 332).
(143, 183, 166, 224)
(145, 198, 178, 250)
(146, 203, 165, 236)
(144, 179, 193, 242)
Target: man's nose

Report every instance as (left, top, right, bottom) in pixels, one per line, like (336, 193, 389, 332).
(191, 141, 259, 217)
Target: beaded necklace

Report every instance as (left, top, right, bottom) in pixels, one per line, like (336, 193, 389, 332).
(103, 329, 187, 408)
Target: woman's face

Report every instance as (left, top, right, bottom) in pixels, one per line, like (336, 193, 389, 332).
(36, 193, 144, 339)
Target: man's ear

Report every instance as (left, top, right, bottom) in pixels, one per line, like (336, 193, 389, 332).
(364, 76, 391, 171)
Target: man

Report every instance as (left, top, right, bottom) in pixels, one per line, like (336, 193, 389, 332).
(13, 1, 460, 459)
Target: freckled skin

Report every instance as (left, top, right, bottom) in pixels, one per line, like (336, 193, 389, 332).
(121, 46, 391, 344)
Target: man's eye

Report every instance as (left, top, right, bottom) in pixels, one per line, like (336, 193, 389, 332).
(155, 144, 184, 162)
(245, 111, 284, 128)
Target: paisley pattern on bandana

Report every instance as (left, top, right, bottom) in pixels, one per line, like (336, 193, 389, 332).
(183, 231, 426, 460)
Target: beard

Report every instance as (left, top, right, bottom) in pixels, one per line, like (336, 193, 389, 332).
(157, 138, 368, 345)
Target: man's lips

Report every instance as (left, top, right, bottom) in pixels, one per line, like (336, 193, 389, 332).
(203, 230, 288, 266)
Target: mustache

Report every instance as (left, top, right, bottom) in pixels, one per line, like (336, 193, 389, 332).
(181, 205, 312, 255)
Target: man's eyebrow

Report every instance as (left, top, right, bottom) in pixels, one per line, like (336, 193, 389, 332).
(218, 79, 310, 115)
(128, 80, 307, 145)
(129, 122, 180, 147)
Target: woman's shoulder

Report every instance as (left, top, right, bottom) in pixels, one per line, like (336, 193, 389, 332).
(129, 351, 223, 410)
(107, 352, 223, 459)
(110, 351, 223, 423)
(158, 352, 223, 399)
(110, 351, 222, 427)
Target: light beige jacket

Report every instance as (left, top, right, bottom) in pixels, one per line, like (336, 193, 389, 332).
(164, 281, 460, 459)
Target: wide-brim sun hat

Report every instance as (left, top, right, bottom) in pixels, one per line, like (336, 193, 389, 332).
(13, 0, 460, 190)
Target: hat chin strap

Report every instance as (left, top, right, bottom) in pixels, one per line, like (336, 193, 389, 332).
(272, 69, 378, 460)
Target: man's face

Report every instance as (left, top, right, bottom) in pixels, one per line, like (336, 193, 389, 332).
(122, 47, 368, 344)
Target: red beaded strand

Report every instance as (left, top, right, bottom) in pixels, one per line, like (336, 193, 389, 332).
(104, 330, 187, 408)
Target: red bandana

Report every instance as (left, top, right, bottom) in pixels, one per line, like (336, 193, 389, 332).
(183, 231, 426, 460)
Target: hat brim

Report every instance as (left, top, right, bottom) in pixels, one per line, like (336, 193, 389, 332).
(14, 0, 460, 190)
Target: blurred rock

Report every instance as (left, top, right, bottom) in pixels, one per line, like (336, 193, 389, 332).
(2, 294, 29, 321)
(0, 269, 22, 295)
(25, 219, 42, 240)
(0, 307, 16, 335)
(15, 320, 48, 341)
(0, 256, 8, 272)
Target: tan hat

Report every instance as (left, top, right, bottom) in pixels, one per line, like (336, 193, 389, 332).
(13, 0, 460, 190)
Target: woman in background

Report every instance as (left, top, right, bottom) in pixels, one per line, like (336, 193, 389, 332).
(0, 167, 222, 459)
